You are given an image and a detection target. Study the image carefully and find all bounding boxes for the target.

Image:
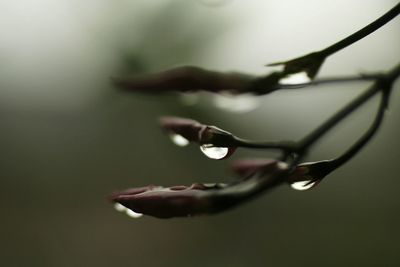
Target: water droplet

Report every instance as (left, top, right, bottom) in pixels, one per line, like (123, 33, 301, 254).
(125, 209, 143, 218)
(213, 93, 260, 113)
(279, 72, 311, 85)
(114, 203, 126, 212)
(200, 144, 229, 159)
(277, 162, 289, 170)
(114, 203, 143, 218)
(203, 183, 227, 189)
(290, 180, 317, 191)
(170, 133, 190, 147)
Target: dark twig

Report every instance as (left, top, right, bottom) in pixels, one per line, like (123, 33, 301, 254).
(298, 62, 400, 156)
(320, 2, 400, 57)
(113, 65, 384, 96)
(232, 137, 297, 152)
(277, 74, 382, 89)
(329, 88, 390, 169)
(267, 2, 400, 78)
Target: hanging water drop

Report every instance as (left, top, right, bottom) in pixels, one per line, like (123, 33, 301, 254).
(290, 180, 317, 191)
(125, 209, 143, 218)
(200, 144, 229, 159)
(114, 203, 143, 218)
(279, 71, 311, 85)
(114, 203, 126, 212)
(169, 133, 190, 147)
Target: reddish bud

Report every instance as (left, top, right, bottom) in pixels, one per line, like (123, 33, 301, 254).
(110, 160, 289, 219)
(112, 66, 255, 94)
(199, 125, 235, 146)
(159, 117, 238, 159)
(110, 183, 225, 219)
(159, 116, 205, 143)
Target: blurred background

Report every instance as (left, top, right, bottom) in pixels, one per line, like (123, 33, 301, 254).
(1, 0, 400, 266)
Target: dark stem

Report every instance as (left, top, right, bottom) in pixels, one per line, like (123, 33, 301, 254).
(278, 74, 382, 89)
(329, 88, 389, 170)
(233, 137, 297, 152)
(297, 62, 400, 154)
(215, 67, 396, 155)
(320, 2, 400, 57)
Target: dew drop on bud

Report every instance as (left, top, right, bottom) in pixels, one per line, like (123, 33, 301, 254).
(200, 144, 229, 160)
(169, 133, 190, 147)
(290, 180, 317, 191)
(279, 71, 311, 85)
(125, 209, 143, 218)
(114, 203, 143, 219)
(114, 203, 126, 212)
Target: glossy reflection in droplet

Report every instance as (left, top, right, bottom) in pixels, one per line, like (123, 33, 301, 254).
(114, 203, 126, 212)
(200, 144, 229, 160)
(279, 71, 311, 85)
(125, 209, 143, 218)
(114, 203, 143, 218)
(169, 133, 190, 147)
(290, 180, 317, 191)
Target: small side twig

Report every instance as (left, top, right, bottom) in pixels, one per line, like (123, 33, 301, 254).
(297, 62, 400, 155)
(278, 74, 383, 89)
(320, 2, 400, 57)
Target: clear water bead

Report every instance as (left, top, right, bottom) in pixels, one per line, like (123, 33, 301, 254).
(290, 180, 317, 191)
(279, 71, 311, 85)
(114, 203, 143, 218)
(200, 144, 229, 160)
(169, 134, 190, 147)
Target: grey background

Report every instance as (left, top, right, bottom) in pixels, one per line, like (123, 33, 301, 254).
(1, 0, 399, 266)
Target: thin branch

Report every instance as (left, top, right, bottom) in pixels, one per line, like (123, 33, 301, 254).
(320, 2, 400, 56)
(157, 67, 397, 160)
(297, 62, 400, 155)
(277, 74, 382, 89)
(329, 88, 389, 169)
(318, 64, 400, 174)
(286, 85, 392, 184)
(223, 66, 397, 157)
(232, 137, 297, 152)
(267, 2, 400, 78)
